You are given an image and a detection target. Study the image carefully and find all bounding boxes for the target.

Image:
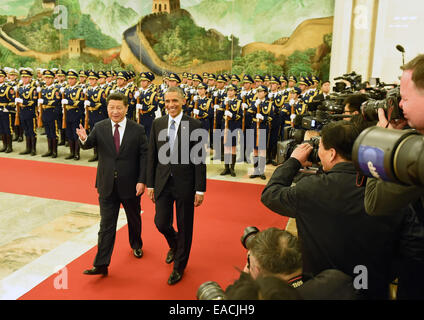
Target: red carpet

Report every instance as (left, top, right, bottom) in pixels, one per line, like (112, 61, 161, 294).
(0, 157, 287, 300)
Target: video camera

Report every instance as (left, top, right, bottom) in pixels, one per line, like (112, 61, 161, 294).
(334, 71, 363, 92)
(352, 126, 424, 186)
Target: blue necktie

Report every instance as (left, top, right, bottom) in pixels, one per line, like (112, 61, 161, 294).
(169, 120, 176, 153)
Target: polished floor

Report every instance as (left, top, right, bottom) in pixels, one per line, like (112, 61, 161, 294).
(0, 130, 296, 300)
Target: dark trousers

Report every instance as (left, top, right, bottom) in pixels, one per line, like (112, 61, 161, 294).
(154, 176, 195, 273)
(94, 181, 142, 267)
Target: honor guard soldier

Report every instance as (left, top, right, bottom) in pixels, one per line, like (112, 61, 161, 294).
(98, 71, 112, 115)
(106, 71, 116, 89)
(0, 69, 16, 153)
(211, 74, 227, 160)
(281, 87, 307, 130)
(135, 72, 158, 139)
(62, 69, 85, 160)
(220, 84, 244, 177)
(167, 72, 189, 115)
(238, 74, 255, 163)
(298, 76, 313, 104)
(38, 70, 61, 158)
(113, 71, 135, 120)
(85, 71, 108, 161)
(7, 68, 23, 142)
(263, 75, 271, 90)
(190, 82, 213, 133)
(207, 74, 216, 98)
(15, 68, 38, 156)
(55, 69, 68, 146)
(230, 74, 241, 92)
(180, 72, 189, 90)
(308, 75, 320, 99)
(78, 70, 88, 89)
(267, 76, 285, 165)
(253, 75, 264, 92)
(248, 85, 274, 180)
(287, 75, 297, 91)
(279, 75, 289, 98)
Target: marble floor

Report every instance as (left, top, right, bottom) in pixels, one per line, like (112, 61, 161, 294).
(0, 130, 296, 300)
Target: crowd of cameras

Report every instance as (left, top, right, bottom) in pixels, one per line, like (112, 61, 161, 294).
(196, 70, 424, 300)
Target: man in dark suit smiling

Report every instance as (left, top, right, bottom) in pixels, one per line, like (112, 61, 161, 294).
(76, 92, 148, 276)
(147, 86, 207, 285)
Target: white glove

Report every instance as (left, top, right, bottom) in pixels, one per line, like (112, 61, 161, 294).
(290, 114, 297, 121)
(256, 113, 264, 121)
(134, 91, 140, 99)
(268, 93, 273, 99)
(84, 100, 91, 107)
(242, 103, 248, 110)
(213, 91, 218, 97)
(61, 99, 69, 105)
(190, 89, 196, 94)
(193, 109, 200, 115)
(60, 87, 65, 93)
(289, 99, 295, 106)
(36, 86, 42, 93)
(38, 98, 44, 105)
(83, 88, 87, 94)
(224, 110, 233, 118)
(136, 103, 143, 110)
(224, 97, 229, 104)
(241, 91, 246, 97)
(214, 104, 220, 111)
(255, 99, 261, 107)
(15, 98, 23, 104)
(193, 95, 198, 102)
(252, 89, 257, 94)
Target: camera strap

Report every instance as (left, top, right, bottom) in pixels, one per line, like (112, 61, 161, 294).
(356, 173, 366, 187)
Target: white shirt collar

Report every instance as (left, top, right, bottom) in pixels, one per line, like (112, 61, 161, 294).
(168, 111, 183, 128)
(111, 117, 127, 129)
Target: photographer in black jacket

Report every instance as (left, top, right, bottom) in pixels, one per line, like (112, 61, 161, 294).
(261, 120, 402, 299)
(364, 54, 424, 299)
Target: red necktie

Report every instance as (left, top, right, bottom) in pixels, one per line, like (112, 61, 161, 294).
(113, 123, 120, 153)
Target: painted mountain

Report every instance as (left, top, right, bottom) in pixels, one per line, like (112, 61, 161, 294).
(79, 0, 144, 41)
(185, 0, 335, 46)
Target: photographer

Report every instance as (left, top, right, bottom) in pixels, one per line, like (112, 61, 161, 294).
(342, 94, 368, 121)
(261, 120, 402, 299)
(242, 228, 303, 286)
(364, 54, 424, 299)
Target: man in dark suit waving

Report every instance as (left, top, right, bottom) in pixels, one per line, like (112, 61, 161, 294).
(76, 92, 148, 276)
(147, 86, 207, 285)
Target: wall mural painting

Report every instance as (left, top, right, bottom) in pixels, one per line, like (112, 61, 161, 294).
(0, 0, 335, 80)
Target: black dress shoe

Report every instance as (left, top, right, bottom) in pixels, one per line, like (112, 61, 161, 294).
(165, 248, 175, 264)
(260, 174, 267, 180)
(83, 266, 108, 276)
(133, 248, 143, 258)
(167, 270, 183, 285)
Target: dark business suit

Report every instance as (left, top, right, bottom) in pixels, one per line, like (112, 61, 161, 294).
(147, 114, 206, 273)
(81, 118, 148, 267)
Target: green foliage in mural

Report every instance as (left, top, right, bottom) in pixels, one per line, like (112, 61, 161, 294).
(7, 0, 118, 52)
(0, 46, 36, 68)
(284, 48, 316, 78)
(152, 14, 240, 67)
(231, 50, 283, 76)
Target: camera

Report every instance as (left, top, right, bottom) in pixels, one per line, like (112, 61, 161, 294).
(197, 281, 226, 300)
(361, 87, 404, 122)
(277, 134, 321, 166)
(197, 226, 262, 300)
(241, 226, 260, 250)
(334, 72, 363, 92)
(352, 126, 424, 186)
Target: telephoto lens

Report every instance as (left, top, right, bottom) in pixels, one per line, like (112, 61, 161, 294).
(352, 126, 424, 186)
(241, 226, 260, 249)
(197, 281, 226, 300)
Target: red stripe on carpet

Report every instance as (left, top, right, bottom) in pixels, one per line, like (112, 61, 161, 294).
(0, 157, 287, 300)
